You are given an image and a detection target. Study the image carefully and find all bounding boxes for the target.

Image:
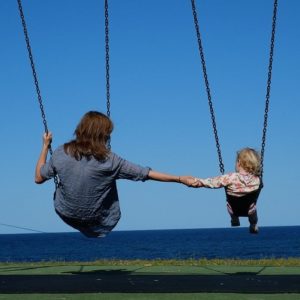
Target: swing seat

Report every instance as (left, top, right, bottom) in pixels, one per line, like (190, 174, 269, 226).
(225, 184, 263, 217)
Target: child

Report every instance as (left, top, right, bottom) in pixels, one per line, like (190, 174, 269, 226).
(194, 148, 261, 234)
(35, 111, 196, 238)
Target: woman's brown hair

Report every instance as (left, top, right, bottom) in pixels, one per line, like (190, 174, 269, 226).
(64, 111, 113, 161)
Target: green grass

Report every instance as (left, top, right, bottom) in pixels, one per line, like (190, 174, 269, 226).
(1, 258, 300, 268)
(1, 259, 299, 299)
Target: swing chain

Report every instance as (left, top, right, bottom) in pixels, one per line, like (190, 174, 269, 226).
(17, 0, 49, 135)
(105, 0, 111, 149)
(105, 0, 111, 119)
(260, 0, 278, 178)
(191, 0, 225, 175)
(17, 0, 59, 189)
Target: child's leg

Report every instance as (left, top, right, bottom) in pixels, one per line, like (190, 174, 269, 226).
(248, 203, 258, 233)
(248, 203, 258, 224)
(227, 202, 240, 226)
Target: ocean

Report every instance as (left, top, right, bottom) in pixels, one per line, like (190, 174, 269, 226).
(0, 226, 299, 262)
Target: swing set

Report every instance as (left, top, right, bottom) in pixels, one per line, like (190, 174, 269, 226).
(13, 0, 278, 232)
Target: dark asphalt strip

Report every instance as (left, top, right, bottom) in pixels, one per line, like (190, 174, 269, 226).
(0, 275, 300, 294)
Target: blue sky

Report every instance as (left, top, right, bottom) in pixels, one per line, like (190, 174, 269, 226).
(0, 0, 299, 234)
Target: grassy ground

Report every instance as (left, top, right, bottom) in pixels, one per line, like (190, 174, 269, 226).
(1, 258, 300, 275)
(0, 259, 299, 300)
(1, 258, 300, 268)
(1, 264, 300, 275)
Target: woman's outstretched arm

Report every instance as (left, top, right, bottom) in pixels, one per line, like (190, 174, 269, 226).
(148, 170, 196, 187)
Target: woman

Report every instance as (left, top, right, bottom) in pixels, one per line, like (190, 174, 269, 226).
(35, 111, 195, 237)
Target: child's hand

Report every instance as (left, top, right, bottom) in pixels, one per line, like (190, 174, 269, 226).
(43, 132, 52, 148)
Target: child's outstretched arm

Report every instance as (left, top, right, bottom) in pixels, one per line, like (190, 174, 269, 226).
(35, 132, 52, 184)
(148, 170, 197, 187)
(193, 174, 231, 189)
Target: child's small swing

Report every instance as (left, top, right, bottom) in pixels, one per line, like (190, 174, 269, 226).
(191, 0, 278, 219)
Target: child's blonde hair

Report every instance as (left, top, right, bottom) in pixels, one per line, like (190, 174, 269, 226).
(236, 148, 261, 176)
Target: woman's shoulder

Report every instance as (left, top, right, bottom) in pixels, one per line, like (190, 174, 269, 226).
(107, 151, 123, 164)
(53, 145, 65, 154)
(52, 145, 69, 159)
(107, 151, 135, 168)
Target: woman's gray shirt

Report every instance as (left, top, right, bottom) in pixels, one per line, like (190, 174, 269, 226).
(40, 146, 150, 229)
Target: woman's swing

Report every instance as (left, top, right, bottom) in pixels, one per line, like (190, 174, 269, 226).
(191, 0, 278, 223)
(17, 0, 112, 190)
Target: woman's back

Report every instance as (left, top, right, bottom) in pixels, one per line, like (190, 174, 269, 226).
(41, 145, 149, 221)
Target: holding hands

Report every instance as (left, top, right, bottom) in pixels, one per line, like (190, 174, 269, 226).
(179, 176, 203, 187)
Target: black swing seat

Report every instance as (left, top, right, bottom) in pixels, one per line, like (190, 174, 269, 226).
(225, 182, 263, 217)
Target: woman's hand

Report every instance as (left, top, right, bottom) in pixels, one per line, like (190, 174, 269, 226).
(35, 132, 52, 184)
(192, 178, 203, 187)
(43, 132, 52, 148)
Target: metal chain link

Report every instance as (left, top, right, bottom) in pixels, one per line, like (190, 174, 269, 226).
(260, 0, 278, 179)
(191, 0, 278, 177)
(191, 0, 225, 174)
(17, 0, 59, 189)
(105, 0, 111, 149)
